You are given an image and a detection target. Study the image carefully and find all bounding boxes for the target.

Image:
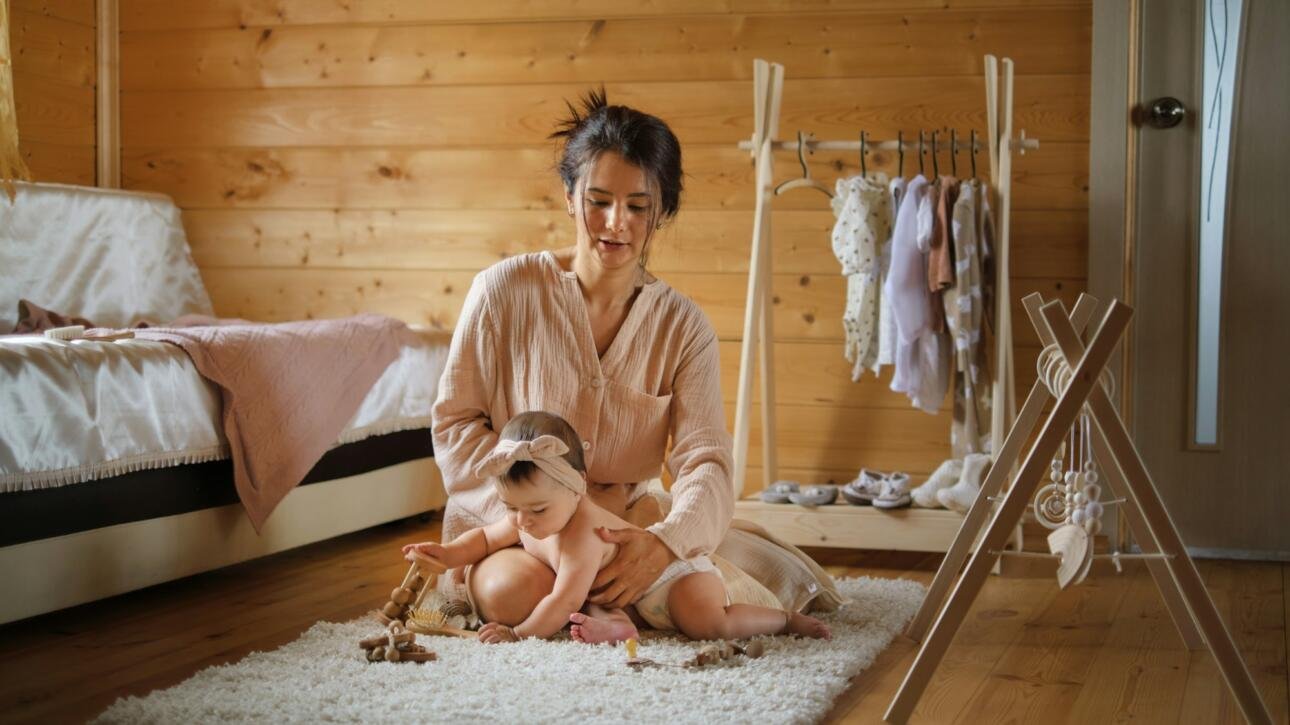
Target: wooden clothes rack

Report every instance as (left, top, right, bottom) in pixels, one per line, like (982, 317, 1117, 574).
(729, 56, 1040, 552)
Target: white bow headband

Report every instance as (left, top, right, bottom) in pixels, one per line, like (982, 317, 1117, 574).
(474, 435, 586, 495)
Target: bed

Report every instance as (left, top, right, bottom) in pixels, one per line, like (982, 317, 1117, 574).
(0, 182, 449, 624)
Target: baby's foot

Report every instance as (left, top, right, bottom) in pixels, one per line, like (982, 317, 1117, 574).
(784, 611, 832, 640)
(569, 612, 638, 645)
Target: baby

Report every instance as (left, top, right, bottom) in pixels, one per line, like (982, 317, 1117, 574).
(403, 410, 830, 644)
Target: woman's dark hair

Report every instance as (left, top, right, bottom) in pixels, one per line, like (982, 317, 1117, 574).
(496, 411, 586, 486)
(550, 88, 684, 250)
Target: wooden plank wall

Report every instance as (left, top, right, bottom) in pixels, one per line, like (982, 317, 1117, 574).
(117, 1, 1091, 492)
(10, 0, 96, 185)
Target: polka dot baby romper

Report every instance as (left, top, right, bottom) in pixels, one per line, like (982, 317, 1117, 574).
(831, 173, 893, 381)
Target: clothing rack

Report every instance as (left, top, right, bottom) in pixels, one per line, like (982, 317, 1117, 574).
(729, 57, 1040, 553)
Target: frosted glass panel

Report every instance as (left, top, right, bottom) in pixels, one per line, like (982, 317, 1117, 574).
(1195, 0, 1242, 446)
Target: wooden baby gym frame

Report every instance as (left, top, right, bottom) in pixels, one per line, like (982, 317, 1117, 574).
(883, 292, 1273, 724)
(730, 55, 1038, 498)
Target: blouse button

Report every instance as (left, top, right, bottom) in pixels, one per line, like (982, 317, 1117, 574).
(582, 441, 591, 450)
(590, 377, 603, 388)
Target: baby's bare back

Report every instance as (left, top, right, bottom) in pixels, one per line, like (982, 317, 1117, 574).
(518, 497, 633, 575)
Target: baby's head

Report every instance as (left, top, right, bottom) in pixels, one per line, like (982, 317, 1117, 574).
(479, 411, 587, 539)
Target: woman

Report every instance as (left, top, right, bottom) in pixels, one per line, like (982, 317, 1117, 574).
(432, 90, 841, 625)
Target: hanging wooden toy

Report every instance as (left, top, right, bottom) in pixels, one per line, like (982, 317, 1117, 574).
(884, 292, 1274, 725)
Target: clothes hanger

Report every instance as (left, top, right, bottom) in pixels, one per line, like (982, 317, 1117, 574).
(897, 130, 905, 178)
(970, 129, 979, 180)
(774, 130, 834, 198)
(931, 129, 940, 178)
(917, 130, 925, 177)
(859, 130, 868, 179)
(950, 128, 959, 178)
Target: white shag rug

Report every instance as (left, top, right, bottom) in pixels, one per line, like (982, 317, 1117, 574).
(96, 577, 923, 725)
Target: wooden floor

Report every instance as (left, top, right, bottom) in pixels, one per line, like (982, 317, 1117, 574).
(1, 514, 1286, 724)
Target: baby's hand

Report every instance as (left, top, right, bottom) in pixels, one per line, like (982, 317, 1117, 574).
(477, 622, 521, 644)
(401, 541, 452, 571)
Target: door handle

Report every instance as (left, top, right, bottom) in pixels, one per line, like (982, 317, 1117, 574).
(1137, 97, 1188, 129)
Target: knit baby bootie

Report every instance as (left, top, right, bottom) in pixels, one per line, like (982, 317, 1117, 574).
(911, 458, 963, 508)
(937, 453, 992, 513)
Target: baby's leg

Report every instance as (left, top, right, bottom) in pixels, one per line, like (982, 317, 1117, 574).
(569, 604, 639, 645)
(668, 571, 831, 641)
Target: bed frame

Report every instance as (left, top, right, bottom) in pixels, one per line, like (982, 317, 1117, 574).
(1, 458, 445, 624)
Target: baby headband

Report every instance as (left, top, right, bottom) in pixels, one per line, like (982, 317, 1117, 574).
(474, 435, 586, 495)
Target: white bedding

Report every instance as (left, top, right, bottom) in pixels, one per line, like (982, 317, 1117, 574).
(0, 327, 448, 492)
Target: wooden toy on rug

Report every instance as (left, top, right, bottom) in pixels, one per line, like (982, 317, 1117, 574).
(359, 621, 437, 664)
(884, 292, 1274, 725)
(625, 638, 765, 670)
(375, 558, 444, 627)
(376, 556, 478, 639)
(405, 607, 475, 639)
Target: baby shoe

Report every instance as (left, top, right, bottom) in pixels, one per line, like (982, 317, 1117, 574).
(788, 484, 839, 507)
(841, 468, 887, 505)
(873, 472, 912, 510)
(910, 458, 963, 508)
(937, 453, 992, 513)
(759, 480, 800, 504)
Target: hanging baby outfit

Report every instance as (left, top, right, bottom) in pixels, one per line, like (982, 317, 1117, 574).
(944, 179, 994, 455)
(873, 176, 906, 375)
(928, 176, 960, 333)
(887, 175, 950, 414)
(830, 173, 892, 381)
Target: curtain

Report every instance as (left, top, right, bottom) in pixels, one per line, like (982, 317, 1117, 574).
(0, 0, 33, 201)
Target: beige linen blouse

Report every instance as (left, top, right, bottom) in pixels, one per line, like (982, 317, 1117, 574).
(432, 251, 734, 560)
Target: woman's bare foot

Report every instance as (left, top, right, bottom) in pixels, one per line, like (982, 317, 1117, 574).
(784, 611, 832, 640)
(569, 612, 639, 644)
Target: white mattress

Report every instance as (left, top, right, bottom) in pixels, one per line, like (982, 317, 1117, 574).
(0, 327, 449, 492)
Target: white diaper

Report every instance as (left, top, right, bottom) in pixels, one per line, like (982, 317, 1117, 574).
(634, 556, 725, 630)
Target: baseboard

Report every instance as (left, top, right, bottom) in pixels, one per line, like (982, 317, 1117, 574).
(0, 458, 446, 624)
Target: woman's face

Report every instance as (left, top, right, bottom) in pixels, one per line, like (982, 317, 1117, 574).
(566, 151, 656, 272)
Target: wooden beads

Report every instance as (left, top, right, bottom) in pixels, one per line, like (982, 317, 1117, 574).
(686, 639, 765, 667)
(376, 563, 436, 627)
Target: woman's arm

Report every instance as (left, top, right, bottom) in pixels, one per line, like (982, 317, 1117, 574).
(647, 323, 735, 560)
(431, 273, 502, 501)
(588, 318, 735, 610)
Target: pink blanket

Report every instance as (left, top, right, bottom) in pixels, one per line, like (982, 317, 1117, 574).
(10, 301, 415, 530)
(132, 314, 412, 531)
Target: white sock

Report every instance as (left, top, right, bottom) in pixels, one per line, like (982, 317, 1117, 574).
(938, 453, 991, 513)
(911, 458, 962, 508)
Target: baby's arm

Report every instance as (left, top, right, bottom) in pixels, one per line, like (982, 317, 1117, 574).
(403, 518, 520, 570)
(509, 540, 601, 640)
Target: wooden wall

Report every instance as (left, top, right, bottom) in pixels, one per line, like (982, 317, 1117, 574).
(117, 1, 1091, 492)
(10, 0, 96, 185)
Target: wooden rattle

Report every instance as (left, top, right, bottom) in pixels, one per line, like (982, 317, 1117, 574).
(375, 557, 444, 626)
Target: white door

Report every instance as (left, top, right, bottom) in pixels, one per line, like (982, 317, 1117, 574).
(1131, 0, 1289, 558)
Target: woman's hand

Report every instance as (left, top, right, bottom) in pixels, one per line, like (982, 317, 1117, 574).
(588, 527, 676, 609)
(477, 622, 521, 644)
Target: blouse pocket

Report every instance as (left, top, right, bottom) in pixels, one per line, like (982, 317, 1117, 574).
(595, 380, 673, 483)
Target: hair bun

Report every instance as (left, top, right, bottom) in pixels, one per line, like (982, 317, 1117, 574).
(549, 86, 608, 141)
